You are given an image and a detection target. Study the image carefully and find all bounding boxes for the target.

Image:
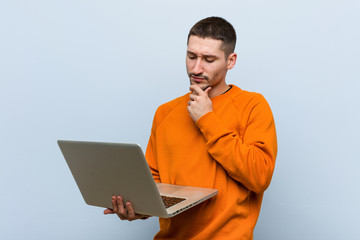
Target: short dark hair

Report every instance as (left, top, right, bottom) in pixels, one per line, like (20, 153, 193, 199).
(187, 17, 237, 58)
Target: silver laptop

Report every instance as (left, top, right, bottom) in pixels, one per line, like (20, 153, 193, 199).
(57, 140, 218, 218)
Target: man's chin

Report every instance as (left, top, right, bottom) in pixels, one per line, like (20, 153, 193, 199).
(190, 82, 211, 90)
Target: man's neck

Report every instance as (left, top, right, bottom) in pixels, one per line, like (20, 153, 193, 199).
(209, 83, 230, 98)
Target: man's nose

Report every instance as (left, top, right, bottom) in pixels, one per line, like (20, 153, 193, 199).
(193, 59, 204, 74)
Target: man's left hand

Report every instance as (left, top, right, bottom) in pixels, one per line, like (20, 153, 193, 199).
(187, 85, 213, 122)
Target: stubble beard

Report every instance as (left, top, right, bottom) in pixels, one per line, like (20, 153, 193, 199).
(188, 73, 211, 90)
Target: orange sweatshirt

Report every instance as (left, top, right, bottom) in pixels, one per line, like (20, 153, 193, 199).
(145, 85, 277, 240)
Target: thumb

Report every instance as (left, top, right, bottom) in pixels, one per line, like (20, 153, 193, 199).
(104, 208, 115, 214)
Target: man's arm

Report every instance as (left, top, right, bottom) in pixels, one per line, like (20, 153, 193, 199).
(145, 109, 162, 183)
(188, 85, 277, 193)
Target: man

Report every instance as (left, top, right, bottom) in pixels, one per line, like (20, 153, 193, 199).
(104, 16, 277, 239)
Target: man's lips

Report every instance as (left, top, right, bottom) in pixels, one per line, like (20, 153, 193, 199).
(190, 75, 207, 83)
(193, 78, 204, 83)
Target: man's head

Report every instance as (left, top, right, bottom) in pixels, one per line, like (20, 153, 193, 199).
(187, 17, 236, 59)
(186, 17, 237, 97)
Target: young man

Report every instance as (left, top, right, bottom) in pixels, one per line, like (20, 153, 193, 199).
(105, 17, 278, 239)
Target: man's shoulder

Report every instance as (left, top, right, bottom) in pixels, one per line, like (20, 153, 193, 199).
(154, 93, 189, 120)
(228, 85, 273, 118)
(229, 85, 266, 104)
(158, 93, 188, 111)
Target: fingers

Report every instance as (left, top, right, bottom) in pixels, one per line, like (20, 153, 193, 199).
(103, 196, 118, 215)
(104, 208, 114, 214)
(189, 93, 197, 101)
(189, 85, 203, 95)
(116, 196, 128, 220)
(111, 196, 118, 213)
(189, 85, 212, 105)
(109, 195, 127, 220)
(189, 85, 211, 97)
(125, 201, 148, 221)
(106, 196, 144, 221)
(204, 87, 211, 94)
(126, 202, 136, 220)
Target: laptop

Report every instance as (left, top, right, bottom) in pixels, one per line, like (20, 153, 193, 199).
(57, 140, 218, 218)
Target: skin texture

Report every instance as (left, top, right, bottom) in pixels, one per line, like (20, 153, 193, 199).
(187, 85, 213, 122)
(186, 36, 237, 122)
(104, 36, 237, 221)
(103, 196, 149, 221)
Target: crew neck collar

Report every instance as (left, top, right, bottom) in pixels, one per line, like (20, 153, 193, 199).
(211, 84, 236, 101)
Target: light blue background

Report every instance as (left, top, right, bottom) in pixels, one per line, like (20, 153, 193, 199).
(1, 0, 359, 239)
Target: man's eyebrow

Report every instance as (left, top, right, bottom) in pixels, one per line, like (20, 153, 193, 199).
(187, 51, 217, 58)
(203, 55, 217, 59)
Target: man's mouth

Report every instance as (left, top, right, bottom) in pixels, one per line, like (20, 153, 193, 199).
(193, 78, 204, 83)
(190, 74, 208, 83)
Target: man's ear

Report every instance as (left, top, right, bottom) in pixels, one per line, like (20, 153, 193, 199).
(227, 53, 237, 70)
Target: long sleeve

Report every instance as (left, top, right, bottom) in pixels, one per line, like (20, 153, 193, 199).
(145, 112, 161, 183)
(145, 97, 185, 184)
(144, 86, 278, 239)
(196, 93, 277, 193)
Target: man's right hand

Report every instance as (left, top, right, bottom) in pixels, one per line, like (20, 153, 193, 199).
(103, 195, 150, 221)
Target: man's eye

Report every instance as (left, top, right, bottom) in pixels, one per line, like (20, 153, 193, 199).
(188, 55, 196, 60)
(205, 58, 215, 63)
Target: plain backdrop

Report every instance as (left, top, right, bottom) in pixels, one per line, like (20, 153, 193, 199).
(1, 0, 359, 239)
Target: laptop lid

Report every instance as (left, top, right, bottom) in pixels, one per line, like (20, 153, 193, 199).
(58, 140, 218, 218)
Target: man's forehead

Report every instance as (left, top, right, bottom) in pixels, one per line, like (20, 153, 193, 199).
(187, 36, 224, 55)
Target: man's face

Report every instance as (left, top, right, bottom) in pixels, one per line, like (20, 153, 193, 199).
(186, 36, 230, 91)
